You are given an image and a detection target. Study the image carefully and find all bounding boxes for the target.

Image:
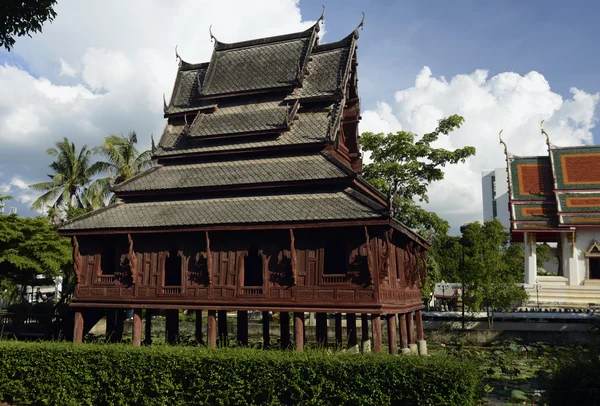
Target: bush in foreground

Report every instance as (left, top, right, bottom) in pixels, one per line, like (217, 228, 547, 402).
(0, 341, 482, 406)
(545, 353, 600, 405)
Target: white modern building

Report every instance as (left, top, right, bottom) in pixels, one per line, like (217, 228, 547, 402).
(481, 168, 510, 229)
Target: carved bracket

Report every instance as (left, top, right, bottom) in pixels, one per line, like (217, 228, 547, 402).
(290, 229, 297, 285)
(206, 231, 213, 285)
(73, 236, 83, 284)
(378, 229, 393, 280)
(127, 234, 138, 284)
(364, 226, 374, 285)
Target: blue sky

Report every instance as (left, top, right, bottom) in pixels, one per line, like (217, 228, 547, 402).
(0, 0, 598, 230)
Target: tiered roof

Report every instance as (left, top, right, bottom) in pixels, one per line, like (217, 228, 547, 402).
(507, 138, 600, 238)
(59, 18, 427, 246)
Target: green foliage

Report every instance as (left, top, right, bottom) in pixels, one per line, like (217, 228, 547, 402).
(0, 342, 483, 406)
(0, 0, 57, 51)
(360, 115, 475, 236)
(0, 214, 71, 303)
(546, 353, 600, 405)
(460, 220, 528, 328)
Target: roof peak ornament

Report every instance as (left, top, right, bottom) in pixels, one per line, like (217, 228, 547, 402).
(175, 45, 182, 67)
(354, 12, 365, 37)
(317, 5, 325, 25)
(499, 129, 508, 158)
(209, 25, 217, 43)
(163, 93, 168, 114)
(541, 120, 552, 149)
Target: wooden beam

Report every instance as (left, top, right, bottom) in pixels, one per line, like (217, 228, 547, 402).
(294, 312, 305, 351)
(114, 310, 125, 342)
(262, 311, 270, 348)
(416, 309, 424, 341)
(195, 310, 203, 344)
(207, 310, 217, 349)
(166, 309, 179, 344)
(334, 313, 342, 348)
(105, 309, 116, 342)
(144, 309, 152, 345)
(132, 308, 142, 347)
(407, 311, 415, 345)
(280, 312, 290, 349)
(346, 313, 357, 348)
(290, 229, 297, 285)
(361, 313, 369, 346)
(73, 310, 84, 343)
(205, 232, 213, 285)
(399, 313, 408, 350)
(316, 313, 328, 347)
(371, 314, 382, 353)
(218, 310, 228, 346)
(237, 311, 248, 346)
(387, 313, 397, 355)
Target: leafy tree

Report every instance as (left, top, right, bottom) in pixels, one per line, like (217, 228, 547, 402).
(0, 214, 72, 303)
(460, 219, 528, 329)
(1, 0, 57, 51)
(360, 115, 476, 237)
(0, 194, 13, 212)
(29, 137, 104, 214)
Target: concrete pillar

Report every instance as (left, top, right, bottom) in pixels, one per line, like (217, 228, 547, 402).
(524, 232, 537, 285)
(262, 311, 270, 347)
(361, 313, 370, 352)
(280, 312, 290, 349)
(294, 312, 304, 351)
(371, 314, 382, 353)
(334, 313, 343, 347)
(144, 309, 153, 345)
(195, 310, 203, 344)
(132, 309, 142, 347)
(237, 311, 248, 346)
(316, 313, 328, 347)
(566, 232, 581, 286)
(346, 313, 358, 349)
(73, 310, 84, 343)
(387, 313, 397, 355)
(207, 310, 217, 349)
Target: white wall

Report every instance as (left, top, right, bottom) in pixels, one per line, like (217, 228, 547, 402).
(481, 168, 510, 229)
(572, 228, 600, 285)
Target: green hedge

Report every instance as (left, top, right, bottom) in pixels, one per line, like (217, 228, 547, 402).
(546, 354, 600, 405)
(0, 341, 482, 406)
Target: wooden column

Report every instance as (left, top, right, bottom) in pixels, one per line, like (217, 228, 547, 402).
(218, 310, 228, 346)
(132, 309, 142, 347)
(387, 313, 398, 355)
(105, 309, 116, 342)
(207, 310, 217, 349)
(316, 313, 328, 347)
(166, 309, 179, 344)
(237, 311, 248, 346)
(262, 311, 270, 347)
(294, 312, 304, 351)
(114, 309, 125, 342)
(280, 312, 290, 349)
(399, 313, 408, 351)
(407, 311, 415, 344)
(334, 313, 343, 348)
(416, 309, 424, 341)
(346, 313, 357, 348)
(195, 310, 203, 344)
(73, 310, 84, 343)
(371, 314, 382, 353)
(361, 313, 369, 348)
(144, 309, 152, 345)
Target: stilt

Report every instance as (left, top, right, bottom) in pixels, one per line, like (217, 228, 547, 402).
(361, 313, 370, 352)
(106, 309, 116, 341)
(262, 311, 270, 347)
(114, 309, 125, 342)
(371, 314, 382, 353)
(387, 313, 397, 355)
(316, 312, 328, 347)
(399, 313, 409, 354)
(407, 311, 417, 354)
(166, 309, 179, 344)
(73, 310, 84, 343)
(144, 309, 152, 345)
(132, 309, 142, 347)
(334, 313, 343, 348)
(294, 312, 304, 351)
(415, 309, 427, 356)
(280, 312, 290, 349)
(237, 310, 248, 346)
(195, 310, 203, 344)
(207, 310, 217, 349)
(347, 313, 358, 349)
(218, 310, 228, 346)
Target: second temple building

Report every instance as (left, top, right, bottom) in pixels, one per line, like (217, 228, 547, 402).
(58, 18, 430, 353)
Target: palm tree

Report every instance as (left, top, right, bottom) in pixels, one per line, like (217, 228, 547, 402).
(95, 131, 153, 198)
(29, 138, 104, 212)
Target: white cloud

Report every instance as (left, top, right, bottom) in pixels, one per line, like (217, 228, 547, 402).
(361, 66, 600, 232)
(10, 178, 28, 190)
(59, 58, 76, 77)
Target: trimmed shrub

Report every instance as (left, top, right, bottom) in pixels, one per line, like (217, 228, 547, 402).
(0, 341, 482, 406)
(546, 354, 600, 405)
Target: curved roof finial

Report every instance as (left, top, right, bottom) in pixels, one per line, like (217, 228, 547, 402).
(352, 12, 365, 38)
(499, 129, 508, 158)
(541, 119, 551, 149)
(163, 93, 168, 114)
(209, 25, 216, 43)
(175, 45, 181, 61)
(317, 5, 326, 24)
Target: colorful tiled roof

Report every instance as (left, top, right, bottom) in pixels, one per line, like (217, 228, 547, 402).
(550, 146, 600, 190)
(509, 157, 554, 201)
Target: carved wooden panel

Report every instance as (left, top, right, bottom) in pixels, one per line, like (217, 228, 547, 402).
(297, 289, 314, 299)
(337, 290, 355, 300)
(317, 290, 335, 299)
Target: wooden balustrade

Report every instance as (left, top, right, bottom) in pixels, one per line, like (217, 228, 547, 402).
(239, 287, 263, 295)
(322, 274, 347, 284)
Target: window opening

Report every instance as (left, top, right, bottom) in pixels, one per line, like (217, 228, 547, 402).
(101, 245, 116, 275)
(165, 247, 182, 286)
(324, 240, 346, 275)
(590, 258, 600, 279)
(244, 246, 263, 286)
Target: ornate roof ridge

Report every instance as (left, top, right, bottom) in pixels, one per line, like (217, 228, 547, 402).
(212, 23, 319, 52)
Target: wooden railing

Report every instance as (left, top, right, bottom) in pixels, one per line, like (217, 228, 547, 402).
(239, 287, 263, 295)
(162, 287, 182, 294)
(322, 274, 347, 284)
(97, 275, 115, 283)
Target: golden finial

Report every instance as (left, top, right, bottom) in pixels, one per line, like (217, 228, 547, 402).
(499, 129, 508, 158)
(541, 120, 551, 149)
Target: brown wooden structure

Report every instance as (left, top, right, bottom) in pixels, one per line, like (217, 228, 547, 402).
(58, 16, 429, 353)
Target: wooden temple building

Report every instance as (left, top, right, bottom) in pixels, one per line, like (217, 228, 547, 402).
(58, 16, 430, 353)
(504, 128, 600, 306)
